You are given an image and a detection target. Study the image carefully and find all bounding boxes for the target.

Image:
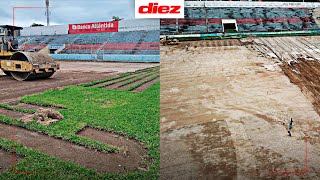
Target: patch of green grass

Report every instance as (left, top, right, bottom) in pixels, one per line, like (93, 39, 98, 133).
(127, 74, 160, 92)
(0, 81, 160, 179)
(0, 104, 36, 114)
(82, 66, 159, 87)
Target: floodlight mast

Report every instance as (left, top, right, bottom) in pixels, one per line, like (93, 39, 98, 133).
(45, 0, 50, 26)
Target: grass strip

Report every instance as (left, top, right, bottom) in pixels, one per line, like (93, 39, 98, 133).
(81, 66, 159, 87)
(82, 73, 133, 87)
(127, 74, 160, 91)
(94, 72, 147, 89)
(0, 104, 36, 114)
(118, 72, 158, 88)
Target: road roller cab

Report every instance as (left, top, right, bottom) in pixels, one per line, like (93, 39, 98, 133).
(0, 25, 59, 81)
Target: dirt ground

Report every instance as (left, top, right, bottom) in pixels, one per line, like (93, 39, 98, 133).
(0, 149, 20, 173)
(0, 61, 157, 102)
(160, 43, 320, 179)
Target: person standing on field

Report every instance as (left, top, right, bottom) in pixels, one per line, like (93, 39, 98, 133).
(288, 118, 293, 136)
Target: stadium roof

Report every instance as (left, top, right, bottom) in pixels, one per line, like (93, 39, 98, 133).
(0, 25, 23, 30)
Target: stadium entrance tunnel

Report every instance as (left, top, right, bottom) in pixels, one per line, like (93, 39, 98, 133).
(222, 19, 238, 33)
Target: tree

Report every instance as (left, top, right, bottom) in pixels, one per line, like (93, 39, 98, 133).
(112, 16, 123, 21)
(30, 23, 44, 27)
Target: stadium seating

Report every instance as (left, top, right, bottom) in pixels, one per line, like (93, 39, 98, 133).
(17, 30, 160, 55)
(161, 7, 319, 34)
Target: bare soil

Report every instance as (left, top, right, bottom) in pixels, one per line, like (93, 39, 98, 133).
(160, 43, 320, 179)
(78, 127, 150, 169)
(176, 39, 241, 49)
(0, 149, 21, 173)
(0, 123, 149, 173)
(0, 107, 27, 120)
(281, 60, 320, 118)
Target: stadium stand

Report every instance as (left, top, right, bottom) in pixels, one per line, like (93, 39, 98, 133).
(17, 30, 160, 55)
(161, 7, 320, 34)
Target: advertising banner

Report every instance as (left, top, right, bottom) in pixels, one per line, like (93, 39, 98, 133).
(68, 21, 118, 34)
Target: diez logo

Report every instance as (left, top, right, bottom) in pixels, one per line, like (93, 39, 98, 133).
(135, 0, 184, 18)
(138, 3, 181, 14)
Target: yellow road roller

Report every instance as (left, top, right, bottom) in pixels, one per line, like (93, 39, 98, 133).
(0, 25, 59, 81)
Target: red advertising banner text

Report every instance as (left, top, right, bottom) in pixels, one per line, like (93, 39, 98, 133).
(68, 21, 118, 34)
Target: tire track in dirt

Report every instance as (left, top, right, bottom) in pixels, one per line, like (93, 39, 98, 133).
(0, 123, 149, 173)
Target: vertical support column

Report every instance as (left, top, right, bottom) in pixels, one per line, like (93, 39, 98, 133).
(205, 7, 208, 33)
(176, 18, 179, 33)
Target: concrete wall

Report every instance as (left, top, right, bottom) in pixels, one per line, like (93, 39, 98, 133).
(50, 54, 160, 63)
(50, 54, 98, 61)
(21, 25, 68, 36)
(118, 19, 159, 32)
(103, 55, 160, 62)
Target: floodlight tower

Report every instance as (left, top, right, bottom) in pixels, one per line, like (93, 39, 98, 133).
(45, 0, 50, 26)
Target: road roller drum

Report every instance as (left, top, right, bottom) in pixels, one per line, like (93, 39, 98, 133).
(0, 52, 59, 81)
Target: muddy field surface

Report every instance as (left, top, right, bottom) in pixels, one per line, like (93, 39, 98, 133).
(281, 60, 320, 119)
(0, 61, 157, 101)
(161, 43, 320, 179)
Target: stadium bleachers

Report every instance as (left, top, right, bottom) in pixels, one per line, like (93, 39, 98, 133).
(161, 7, 319, 34)
(17, 30, 160, 55)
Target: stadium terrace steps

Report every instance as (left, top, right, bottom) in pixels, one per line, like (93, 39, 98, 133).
(161, 7, 319, 34)
(17, 30, 160, 56)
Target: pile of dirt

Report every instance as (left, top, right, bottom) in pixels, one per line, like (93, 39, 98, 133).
(22, 108, 64, 125)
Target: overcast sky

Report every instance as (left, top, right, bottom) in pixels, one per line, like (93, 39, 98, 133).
(0, 0, 135, 27)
